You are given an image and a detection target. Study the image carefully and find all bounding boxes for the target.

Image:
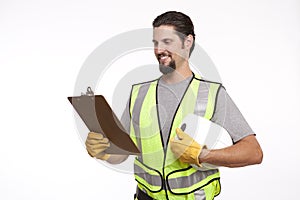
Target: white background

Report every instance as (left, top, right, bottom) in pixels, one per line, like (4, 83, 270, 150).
(1, 0, 300, 199)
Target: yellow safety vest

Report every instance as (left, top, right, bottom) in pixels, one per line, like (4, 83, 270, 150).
(129, 74, 221, 200)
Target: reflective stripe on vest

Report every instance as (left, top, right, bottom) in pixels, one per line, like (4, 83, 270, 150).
(129, 74, 221, 199)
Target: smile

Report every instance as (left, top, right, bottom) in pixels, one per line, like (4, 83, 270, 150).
(158, 53, 172, 64)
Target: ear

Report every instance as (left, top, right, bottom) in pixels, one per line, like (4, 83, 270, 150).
(184, 34, 194, 49)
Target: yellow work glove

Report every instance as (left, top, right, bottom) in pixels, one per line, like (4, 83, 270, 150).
(85, 132, 111, 161)
(170, 128, 205, 167)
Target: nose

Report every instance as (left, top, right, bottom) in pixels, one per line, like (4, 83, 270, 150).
(154, 43, 167, 54)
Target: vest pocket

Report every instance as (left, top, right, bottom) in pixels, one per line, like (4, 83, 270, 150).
(166, 167, 220, 195)
(134, 158, 163, 193)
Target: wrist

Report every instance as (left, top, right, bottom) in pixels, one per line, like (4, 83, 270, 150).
(199, 147, 210, 163)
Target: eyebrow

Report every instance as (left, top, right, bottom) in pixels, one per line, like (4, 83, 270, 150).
(152, 38, 173, 43)
(162, 38, 173, 42)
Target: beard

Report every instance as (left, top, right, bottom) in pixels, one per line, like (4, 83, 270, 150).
(159, 59, 176, 75)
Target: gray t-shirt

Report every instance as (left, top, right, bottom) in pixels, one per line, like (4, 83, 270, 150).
(120, 76, 254, 145)
(157, 77, 193, 146)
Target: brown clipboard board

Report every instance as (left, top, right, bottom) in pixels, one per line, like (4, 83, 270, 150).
(68, 87, 140, 155)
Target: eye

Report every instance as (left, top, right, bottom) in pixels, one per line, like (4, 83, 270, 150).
(163, 39, 172, 45)
(152, 40, 158, 47)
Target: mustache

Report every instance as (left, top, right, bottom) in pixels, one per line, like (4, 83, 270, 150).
(157, 51, 172, 59)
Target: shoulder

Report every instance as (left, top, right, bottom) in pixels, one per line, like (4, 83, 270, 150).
(129, 78, 160, 97)
(193, 75, 225, 90)
(132, 78, 159, 88)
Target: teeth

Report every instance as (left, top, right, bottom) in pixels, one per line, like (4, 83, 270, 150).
(160, 55, 169, 59)
(158, 54, 170, 63)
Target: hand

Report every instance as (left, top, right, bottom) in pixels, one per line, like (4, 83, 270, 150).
(170, 128, 206, 167)
(85, 132, 111, 160)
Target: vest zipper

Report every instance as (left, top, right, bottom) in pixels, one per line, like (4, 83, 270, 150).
(162, 148, 169, 200)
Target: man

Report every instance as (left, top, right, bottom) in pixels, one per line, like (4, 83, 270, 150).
(85, 11, 263, 200)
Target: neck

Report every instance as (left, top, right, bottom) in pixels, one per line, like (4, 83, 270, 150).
(162, 61, 193, 84)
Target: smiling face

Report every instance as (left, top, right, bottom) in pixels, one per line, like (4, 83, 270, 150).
(152, 25, 190, 75)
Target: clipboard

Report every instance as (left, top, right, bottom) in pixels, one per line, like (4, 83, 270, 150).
(68, 87, 140, 155)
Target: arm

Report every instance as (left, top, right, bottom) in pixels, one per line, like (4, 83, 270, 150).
(205, 87, 263, 167)
(106, 154, 129, 164)
(171, 87, 263, 168)
(199, 134, 263, 167)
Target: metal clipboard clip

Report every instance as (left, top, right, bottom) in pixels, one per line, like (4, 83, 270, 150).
(81, 86, 94, 96)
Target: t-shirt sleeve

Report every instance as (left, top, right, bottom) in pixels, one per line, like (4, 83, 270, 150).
(120, 98, 131, 134)
(210, 86, 255, 143)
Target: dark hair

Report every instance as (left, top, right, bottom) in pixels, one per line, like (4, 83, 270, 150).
(152, 11, 196, 56)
